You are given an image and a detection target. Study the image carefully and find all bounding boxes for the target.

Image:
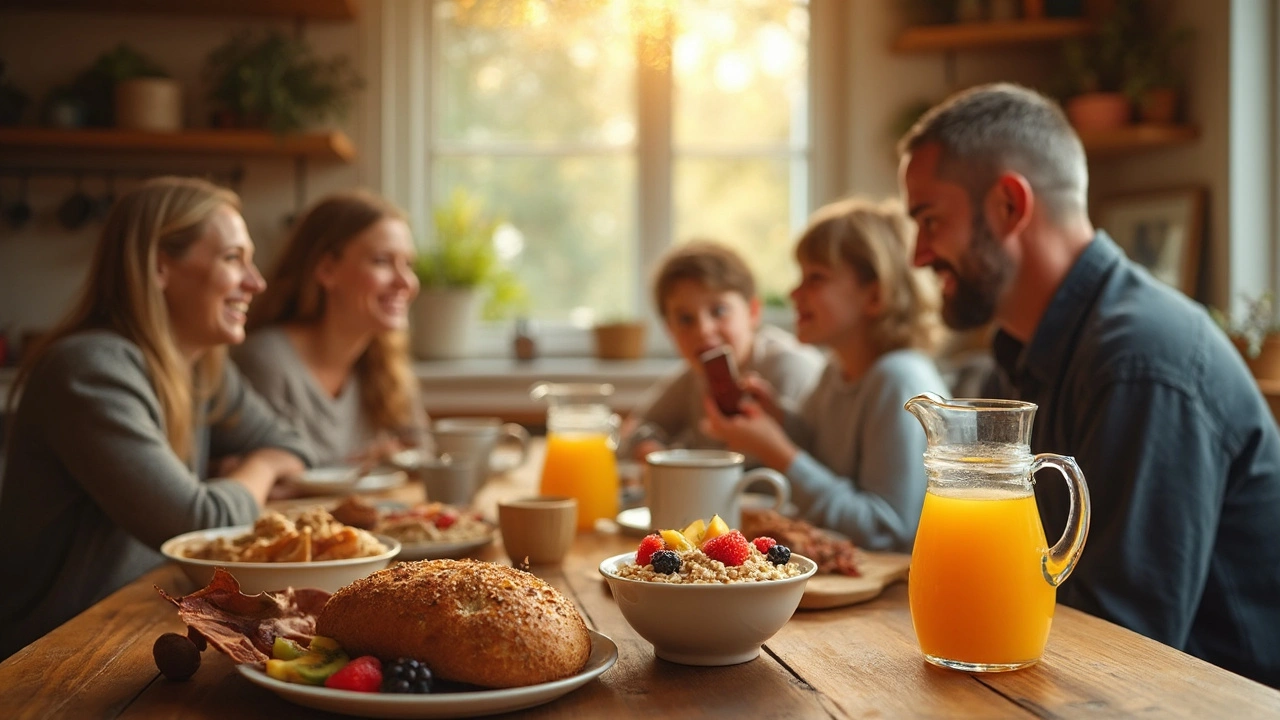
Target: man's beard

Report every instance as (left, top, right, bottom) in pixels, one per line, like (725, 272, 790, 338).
(935, 216, 1015, 330)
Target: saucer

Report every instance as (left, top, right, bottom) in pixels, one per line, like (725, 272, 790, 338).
(615, 494, 797, 537)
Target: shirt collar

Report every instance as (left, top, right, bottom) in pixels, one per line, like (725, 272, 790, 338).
(993, 231, 1124, 385)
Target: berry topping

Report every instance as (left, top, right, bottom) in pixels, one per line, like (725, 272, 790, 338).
(382, 657, 434, 694)
(636, 534, 665, 566)
(752, 536, 778, 554)
(153, 632, 201, 681)
(702, 529, 751, 567)
(650, 549, 682, 575)
(433, 512, 458, 530)
(324, 656, 383, 693)
(767, 544, 792, 566)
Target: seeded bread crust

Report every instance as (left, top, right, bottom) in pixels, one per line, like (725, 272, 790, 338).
(315, 559, 591, 688)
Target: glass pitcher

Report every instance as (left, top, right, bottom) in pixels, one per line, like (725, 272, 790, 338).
(903, 392, 1091, 672)
(530, 382, 621, 531)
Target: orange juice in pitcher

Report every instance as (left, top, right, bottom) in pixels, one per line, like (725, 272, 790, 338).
(531, 383, 620, 531)
(904, 394, 1091, 672)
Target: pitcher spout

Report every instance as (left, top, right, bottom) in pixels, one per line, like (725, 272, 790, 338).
(904, 392, 949, 444)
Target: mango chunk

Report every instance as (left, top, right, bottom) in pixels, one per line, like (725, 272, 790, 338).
(659, 529, 694, 552)
(681, 518, 707, 546)
(702, 515, 731, 545)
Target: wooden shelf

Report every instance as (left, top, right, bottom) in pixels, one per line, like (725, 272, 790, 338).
(893, 18, 1094, 53)
(0, 127, 356, 163)
(1079, 124, 1200, 158)
(0, 0, 356, 21)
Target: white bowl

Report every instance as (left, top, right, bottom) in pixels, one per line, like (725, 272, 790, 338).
(598, 551, 816, 666)
(290, 466, 362, 495)
(160, 525, 400, 594)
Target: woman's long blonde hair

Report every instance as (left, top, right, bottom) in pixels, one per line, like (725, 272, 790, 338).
(795, 196, 945, 355)
(247, 190, 417, 434)
(9, 176, 239, 461)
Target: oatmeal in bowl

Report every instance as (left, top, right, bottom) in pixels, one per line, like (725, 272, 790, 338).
(599, 515, 816, 666)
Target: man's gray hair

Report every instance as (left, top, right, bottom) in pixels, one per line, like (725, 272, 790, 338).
(898, 83, 1089, 224)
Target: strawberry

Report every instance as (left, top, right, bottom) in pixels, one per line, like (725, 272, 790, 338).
(324, 656, 382, 693)
(635, 534, 665, 566)
(752, 536, 778, 554)
(433, 512, 457, 530)
(702, 529, 751, 567)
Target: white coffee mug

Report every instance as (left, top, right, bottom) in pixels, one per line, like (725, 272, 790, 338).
(645, 449, 789, 532)
(432, 418, 530, 485)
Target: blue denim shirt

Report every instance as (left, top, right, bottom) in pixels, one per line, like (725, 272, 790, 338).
(993, 232, 1280, 687)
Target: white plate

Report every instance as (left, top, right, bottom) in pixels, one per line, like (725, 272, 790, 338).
(615, 494, 798, 537)
(290, 468, 408, 497)
(396, 528, 497, 561)
(235, 630, 618, 719)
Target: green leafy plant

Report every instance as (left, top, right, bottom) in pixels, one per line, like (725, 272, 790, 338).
(415, 189, 527, 320)
(65, 44, 170, 127)
(203, 30, 363, 134)
(1058, 0, 1192, 102)
(1210, 293, 1280, 359)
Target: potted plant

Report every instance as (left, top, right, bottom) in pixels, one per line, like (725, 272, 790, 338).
(592, 317, 648, 361)
(73, 44, 172, 128)
(1058, 6, 1132, 132)
(203, 30, 363, 134)
(1211, 293, 1280, 382)
(1121, 10, 1192, 125)
(411, 189, 526, 360)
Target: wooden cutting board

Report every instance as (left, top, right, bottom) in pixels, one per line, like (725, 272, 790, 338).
(798, 552, 911, 610)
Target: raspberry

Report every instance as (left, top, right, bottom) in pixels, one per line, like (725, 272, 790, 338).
(433, 512, 457, 530)
(767, 544, 792, 566)
(324, 656, 383, 693)
(752, 536, 777, 554)
(650, 549, 682, 574)
(635, 534, 665, 566)
(702, 529, 751, 567)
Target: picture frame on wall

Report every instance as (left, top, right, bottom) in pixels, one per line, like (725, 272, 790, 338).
(1097, 188, 1206, 296)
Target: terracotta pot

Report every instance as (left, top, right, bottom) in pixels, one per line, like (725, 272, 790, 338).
(1138, 87, 1179, 124)
(1233, 335, 1280, 382)
(1065, 92, 1132, 131)
(115, 78, 182, 132)
(593, 322, 647, 360)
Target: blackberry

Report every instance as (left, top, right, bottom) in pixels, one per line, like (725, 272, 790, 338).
(382, 657, 433, 694)
(766, 544, 791, 566)
(650, 549, 682, 575)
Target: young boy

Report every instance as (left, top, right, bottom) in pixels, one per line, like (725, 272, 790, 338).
(621, 240, 824, 462)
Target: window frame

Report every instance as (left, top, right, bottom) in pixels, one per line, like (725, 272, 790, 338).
(369, 0, 845, 357)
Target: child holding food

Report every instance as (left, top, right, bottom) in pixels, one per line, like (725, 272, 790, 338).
(701, 198, 949, 552)
(619, 240, 823, 463)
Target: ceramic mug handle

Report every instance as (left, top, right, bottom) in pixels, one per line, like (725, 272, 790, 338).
(733, 467, 790, 513)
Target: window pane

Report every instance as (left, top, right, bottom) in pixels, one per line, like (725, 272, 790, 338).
(673, 0, 809, 147)
(434, 0, 637, 145)
(673, 156, 800, 303)
(434, 157, 637, 321)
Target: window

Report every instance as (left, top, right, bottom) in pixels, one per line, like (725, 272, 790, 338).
(425, 0, 814, 326)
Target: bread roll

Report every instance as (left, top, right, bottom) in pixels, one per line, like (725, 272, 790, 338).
(316, 559, 591, 688)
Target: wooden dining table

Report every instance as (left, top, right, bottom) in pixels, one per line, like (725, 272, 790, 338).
(4, 440, 1280, 719)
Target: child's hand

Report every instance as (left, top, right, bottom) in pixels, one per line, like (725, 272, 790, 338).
(740, 372, 784, 423)
(700, 395, 797, 472)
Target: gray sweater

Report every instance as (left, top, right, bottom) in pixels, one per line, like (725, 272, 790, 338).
(232, 326, 428, 467)
(0, 331, 311, 659)
(782, 349, 949, 552)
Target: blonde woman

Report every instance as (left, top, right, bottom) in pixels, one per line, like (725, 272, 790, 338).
(0, 177, 310, 659)
(702, 197, 949, 551)
(232, 191, 426, 469)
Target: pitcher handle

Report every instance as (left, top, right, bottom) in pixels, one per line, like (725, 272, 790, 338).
(606, 413, 622, 451)
(492, 423, 531, 474)
(1032, 453, 1092, 587)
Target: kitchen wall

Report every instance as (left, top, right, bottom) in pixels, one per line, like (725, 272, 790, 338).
(0, 0, 1244, 349)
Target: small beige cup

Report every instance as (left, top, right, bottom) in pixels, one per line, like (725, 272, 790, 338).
(498, 496, 577, 565)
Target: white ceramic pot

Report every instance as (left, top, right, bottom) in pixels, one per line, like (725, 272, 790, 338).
(115, 78, 182, 132)
(412, 287, 482, 360)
